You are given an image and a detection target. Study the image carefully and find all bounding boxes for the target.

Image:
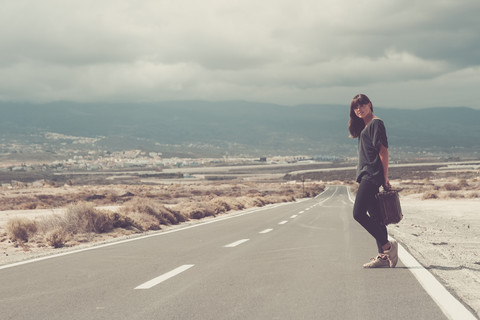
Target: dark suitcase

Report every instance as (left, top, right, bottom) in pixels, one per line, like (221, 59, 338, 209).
(375, 190, 403, 225)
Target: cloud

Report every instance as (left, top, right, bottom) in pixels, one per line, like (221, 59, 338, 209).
(0, 0, 479, 107)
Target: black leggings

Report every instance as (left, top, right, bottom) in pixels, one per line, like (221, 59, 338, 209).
(353, 179, 388, 253)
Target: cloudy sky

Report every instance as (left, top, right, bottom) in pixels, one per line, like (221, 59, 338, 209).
(1, 0, 479, 108)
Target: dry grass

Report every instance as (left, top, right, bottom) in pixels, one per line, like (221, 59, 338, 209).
(119, 198, 185, 231)
(6, 218, 37, 243)
(339, 176, 480, 200)
(395, 177, 480, 200)
(2, 181, 326, 249)
(44, 227, 68, 248)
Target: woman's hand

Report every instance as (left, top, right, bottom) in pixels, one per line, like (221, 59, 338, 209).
(383, 178, 391, 191)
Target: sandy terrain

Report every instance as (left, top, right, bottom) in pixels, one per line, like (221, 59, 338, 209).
(1, 190, 479, 317)
(389, 195, 480, 317)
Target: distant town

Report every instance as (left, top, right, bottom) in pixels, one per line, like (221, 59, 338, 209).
(0, 129, 477, 188)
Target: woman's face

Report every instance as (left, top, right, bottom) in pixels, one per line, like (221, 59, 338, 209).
(353, 103, 372, 119)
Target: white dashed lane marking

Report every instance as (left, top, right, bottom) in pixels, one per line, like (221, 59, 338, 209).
(259, 229, 273, 234)
(278, 220, 288, 225)
(224, 239, 250, 248)
(135, 264, 194, 290)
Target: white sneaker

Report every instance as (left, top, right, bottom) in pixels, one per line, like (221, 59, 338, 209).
(363, 255, 390, 268)
(384, 239, 398, 268)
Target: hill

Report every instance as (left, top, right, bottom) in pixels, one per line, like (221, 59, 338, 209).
(1, 101, 479, 157)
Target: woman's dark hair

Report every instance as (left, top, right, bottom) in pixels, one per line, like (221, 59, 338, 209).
(348, 94, 373, 138)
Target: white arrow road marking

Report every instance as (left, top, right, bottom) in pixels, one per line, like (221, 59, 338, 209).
(135, 264, 194, 290)
(224, 239, 250, 247)
(278, 220, 288, 225)
(259, 229, 273, 234)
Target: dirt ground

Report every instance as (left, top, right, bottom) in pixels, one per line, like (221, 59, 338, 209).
(1, 183, 479, 318)
(389, 194, 480, 317)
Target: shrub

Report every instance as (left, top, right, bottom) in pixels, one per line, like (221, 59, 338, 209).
(446, 192, 464, 199)
(37, 214, 64, 234)
(305, 184, 326, 197)
(7, 218, 38, 243)
(443, 183, 460, 191)
(123, 211, 162, 231)
(108, 212, 135, 229)
(422, 178, 433, 186)
(422, 191, 438, 200)
(181, 203, 213, 219)
(45, 228, 68, 248)
(91, 210, 115, 233)
(221, 197, 245, 211)
(208, 198, 232, 214)
(467, 192, 480, 198)
(457, 179, 469, 188)
(64, 202, 114, 234)
(247, 197, 266, 207)
(121, 198, 186, 228)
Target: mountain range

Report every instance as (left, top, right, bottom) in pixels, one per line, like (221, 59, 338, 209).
(1, 101, 479, 157)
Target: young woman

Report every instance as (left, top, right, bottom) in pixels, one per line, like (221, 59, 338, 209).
(349, 94, 398, 268)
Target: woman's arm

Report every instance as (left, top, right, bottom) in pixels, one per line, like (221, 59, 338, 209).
(379, 144, 391, 190)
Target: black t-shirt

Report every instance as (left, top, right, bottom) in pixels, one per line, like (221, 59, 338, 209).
(356, 118, 388, 186)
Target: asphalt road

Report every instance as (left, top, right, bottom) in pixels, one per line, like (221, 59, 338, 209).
(0, 186, 453, 319)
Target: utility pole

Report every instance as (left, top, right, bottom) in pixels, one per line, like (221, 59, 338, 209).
(302, 175, 305, 197)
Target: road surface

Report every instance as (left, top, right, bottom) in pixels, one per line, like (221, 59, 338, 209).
(0, 186, 472, 319)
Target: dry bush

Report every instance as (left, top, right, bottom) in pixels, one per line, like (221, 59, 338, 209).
(422, 190, 439, 200)
(63, 202, 114, 234)
(121, 198, 187, 229)
(179, 202, 214, 219)
(36, 202, 116, 239)
(2, 180, 327, 250)
(45, 227, 68, 248)
(122, 211, 162, 231)
(467, 191, 480, 198)
(208, 197, 232, 214)
(91, 209, 116, 233)
(108, 212, 135, 229)
(457, 179, 469, 188)
(267, 195, 295, 203)
(443, 183, 461, 191)
(422, 178, 434, 186)
(18, 203, 38, 210)
(445, 192, 464, 199)
(7, 218, 38, 243)
(37, 214, 64, 234)
(105, 193, 119, 202)
(400, 187, 424, 196)
(223, 197, 246, 211)
(245, 196, 266, 207)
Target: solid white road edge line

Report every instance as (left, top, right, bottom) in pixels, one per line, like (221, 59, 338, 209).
(398, 244, 477, 320)
(346, 185, 475, 319)
(1, 188, 333, 270)
(0, 201, 296, 270)
(135, 264, 194, 290)
(224, 239, 250, 248)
